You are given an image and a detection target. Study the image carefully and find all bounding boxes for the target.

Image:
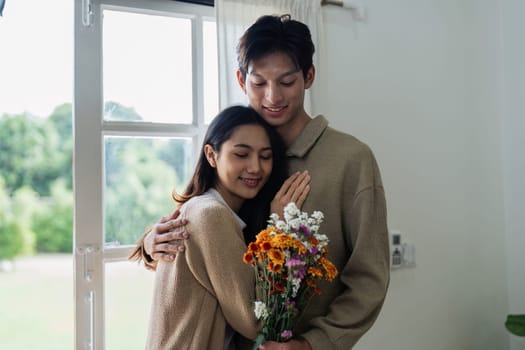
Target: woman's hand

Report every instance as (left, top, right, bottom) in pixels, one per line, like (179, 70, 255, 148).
(271, 170, 310, 218)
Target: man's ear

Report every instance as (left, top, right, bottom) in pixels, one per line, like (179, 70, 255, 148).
(236, 69, 247, 93)
(304, 65, 315, 89)
(204, 144, 217, 168)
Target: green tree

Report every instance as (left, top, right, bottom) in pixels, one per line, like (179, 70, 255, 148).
(104, 101, 142, 121)
(47, 103, 73, 190)
(0, 179, 37, 260)
(33, 180, 73, 253)
(0, 177, 24, 260)
(104, 137, 181, 245)
(0, 113, 61, 196)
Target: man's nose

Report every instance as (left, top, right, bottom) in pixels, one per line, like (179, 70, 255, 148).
(265, 83, 283, 104)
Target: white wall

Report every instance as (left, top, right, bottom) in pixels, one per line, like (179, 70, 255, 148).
(500, 0, 525, 349)
(313, 1, 516, 349)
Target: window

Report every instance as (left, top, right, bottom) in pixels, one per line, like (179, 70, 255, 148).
(74, 1, 217, 348)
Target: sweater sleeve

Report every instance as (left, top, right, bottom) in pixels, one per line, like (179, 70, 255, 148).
(301, 152, 390, 349)
(184, 201, 260, 340)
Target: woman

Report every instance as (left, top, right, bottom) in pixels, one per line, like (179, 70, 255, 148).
(138, 105, 288, 349)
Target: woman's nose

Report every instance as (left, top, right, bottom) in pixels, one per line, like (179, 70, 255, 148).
(247, 156, 261, 173)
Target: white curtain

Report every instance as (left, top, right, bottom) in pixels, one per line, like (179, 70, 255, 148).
(215, 0, 323, 115)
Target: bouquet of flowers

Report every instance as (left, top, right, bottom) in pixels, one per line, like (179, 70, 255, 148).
(243, 202, 338, 349)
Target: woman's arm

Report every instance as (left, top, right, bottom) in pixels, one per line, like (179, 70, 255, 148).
(185, 201, 260, 339)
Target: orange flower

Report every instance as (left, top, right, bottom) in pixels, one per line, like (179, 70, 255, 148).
(272, 281, 285, 293)
(267, 261, 283, 273)
(256, 227, 276, 243)
(271, 233, 293, 249)
(308, 267, 323, 279)
(268, 249, 285, 265)
(248, 242, 259, 253)
(308, 237, 319, 246)
(292, 239, 307, 254)
(320, 257, 338, 281)
(305, 278, 317, 289)
(260, 241, 272, 251)
(243, 252, 254, 265)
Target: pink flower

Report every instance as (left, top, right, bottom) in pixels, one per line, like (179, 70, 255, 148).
(285, 258, 305, 267)
(280, 330, 293, 339)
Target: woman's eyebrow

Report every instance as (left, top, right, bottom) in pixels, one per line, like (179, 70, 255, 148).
(234, 144, 272, 151)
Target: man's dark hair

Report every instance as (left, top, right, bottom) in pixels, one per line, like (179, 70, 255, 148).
(237, 14, 315, 80)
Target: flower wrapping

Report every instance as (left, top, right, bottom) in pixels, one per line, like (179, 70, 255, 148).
(243, 202, 338, 349)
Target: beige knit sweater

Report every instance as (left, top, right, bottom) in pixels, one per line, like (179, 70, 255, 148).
(146, 190, 259, 350)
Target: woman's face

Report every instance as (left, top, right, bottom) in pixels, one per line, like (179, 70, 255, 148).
(205, 124, 273, 212)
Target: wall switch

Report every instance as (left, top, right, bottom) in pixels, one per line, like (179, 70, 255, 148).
(389, 230, 403, 268)
(389, 229, 416, 269)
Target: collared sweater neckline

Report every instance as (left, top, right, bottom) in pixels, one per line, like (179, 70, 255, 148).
(207, 188, 246, 230)
(286, 115, 328, 158)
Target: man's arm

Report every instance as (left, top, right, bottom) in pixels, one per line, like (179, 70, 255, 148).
(132, 171, 310, 270)
(301, 186, 390, 349)
(128, 208, 189, 270)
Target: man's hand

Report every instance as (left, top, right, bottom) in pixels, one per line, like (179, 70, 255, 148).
(144, 208, 189, 262)
(271, 170, 311, 218)
(259, 339, 312, 350)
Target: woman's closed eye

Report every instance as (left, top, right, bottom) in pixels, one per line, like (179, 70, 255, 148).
(260, 152, 272, 160)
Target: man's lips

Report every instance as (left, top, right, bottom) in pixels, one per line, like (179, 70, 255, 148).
(263, 105, 287, 114)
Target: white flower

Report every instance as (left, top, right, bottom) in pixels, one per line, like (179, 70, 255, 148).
(288, 218, 302, 231)
(268, 213, 280, 224)
(284, 202, 300, 221)
(276, 220, 287, 231)
(291, 278, 302, 298)
(254, 301, 269, 320)
(312, 210, 324, 222)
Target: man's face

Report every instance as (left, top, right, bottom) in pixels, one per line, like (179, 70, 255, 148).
(237, 51, 314, 133)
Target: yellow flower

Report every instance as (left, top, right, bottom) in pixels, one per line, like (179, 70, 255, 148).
(267, 261, 283, 273)
(291, 239, 307, 254)
(268, 249, 285, 265)
(320, 257, 338, 282)
(271, 233, 293, 249)
(260, 241, 272, 251)
(308, 267, 323, 279)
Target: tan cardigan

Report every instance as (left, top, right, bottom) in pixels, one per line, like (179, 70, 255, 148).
(146, 190, 259, 350)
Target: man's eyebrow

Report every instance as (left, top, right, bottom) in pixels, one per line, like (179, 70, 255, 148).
(248, 68, 301, 79)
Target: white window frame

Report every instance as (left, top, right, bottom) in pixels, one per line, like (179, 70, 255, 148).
(73, 1, 214, 348)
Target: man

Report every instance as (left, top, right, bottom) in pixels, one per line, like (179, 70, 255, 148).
(135, 15, 389, 350)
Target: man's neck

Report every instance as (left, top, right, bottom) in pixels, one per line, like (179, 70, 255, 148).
(277, 112, 312, 147)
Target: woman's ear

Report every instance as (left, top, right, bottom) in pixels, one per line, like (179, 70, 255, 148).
(204, 144, 217, 168)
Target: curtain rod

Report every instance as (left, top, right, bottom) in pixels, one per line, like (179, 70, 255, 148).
(321, 0, 345, 7)
(321, 0, 366, 20)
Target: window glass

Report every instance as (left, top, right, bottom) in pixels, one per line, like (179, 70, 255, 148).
(203, 19, 219, 124)
(104, 136, 193, 244)
(104, 260, 155, 349)
(0, 1, 73, 349)
(103, 10, 193, 124)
